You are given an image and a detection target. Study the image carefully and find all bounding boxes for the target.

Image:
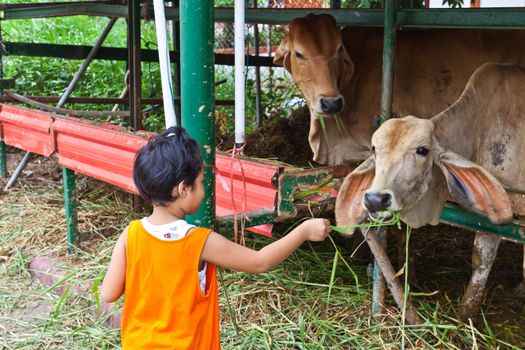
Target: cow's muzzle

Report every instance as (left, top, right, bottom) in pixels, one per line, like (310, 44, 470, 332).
(320, 96, 344, 113)
(364, 191, 392, 213)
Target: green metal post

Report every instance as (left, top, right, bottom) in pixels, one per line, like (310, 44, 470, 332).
(62, 167, 78, 254)
(128, 0, 142, 130)
(180, 0, 215, 228)
(379, 0, 397, 124)
(0, 141, 6, 178)
(372, 0, 398, 317)
(172, 0, 181, 126)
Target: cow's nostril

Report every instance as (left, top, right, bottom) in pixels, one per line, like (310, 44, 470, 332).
(380, 193, 392, 207)
(320, 97, 344, 113)
(364, 192, 392, 212)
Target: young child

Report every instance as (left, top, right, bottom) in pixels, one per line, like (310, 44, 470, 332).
(100, 126, 331, 349)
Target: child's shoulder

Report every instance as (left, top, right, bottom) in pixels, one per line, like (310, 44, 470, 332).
(187, 226, 214, 236)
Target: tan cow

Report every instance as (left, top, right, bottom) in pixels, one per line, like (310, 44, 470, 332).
(335, 63, 525, 321)
(274, 14, 525, 165)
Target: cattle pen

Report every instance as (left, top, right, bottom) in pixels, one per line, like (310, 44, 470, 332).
(1, 0, 525, 347)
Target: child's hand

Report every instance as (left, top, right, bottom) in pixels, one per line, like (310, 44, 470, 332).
(298, 218, 331, 242)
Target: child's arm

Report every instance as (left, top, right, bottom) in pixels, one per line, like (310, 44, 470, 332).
(100, 227, 128, 303)
(201, 218, 330, 273)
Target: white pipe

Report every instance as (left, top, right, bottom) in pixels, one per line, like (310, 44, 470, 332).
(153, 0, 177, 128)
(234, 0, 245, 146)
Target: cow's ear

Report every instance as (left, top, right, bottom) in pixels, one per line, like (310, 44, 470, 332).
(436, 149, 512, 224)
(338, 46, 354, 91)
(335, 156, 375, 236)
(273, 34, 292, 73)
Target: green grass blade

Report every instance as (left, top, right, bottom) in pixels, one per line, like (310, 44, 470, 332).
(317, 113, 329, 143)
(45, 285, 71, 331)
(327, 248, 339, 305)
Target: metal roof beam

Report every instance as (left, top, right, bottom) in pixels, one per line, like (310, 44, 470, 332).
(2, 3, 127, 19)
(3, 5, 525, 29)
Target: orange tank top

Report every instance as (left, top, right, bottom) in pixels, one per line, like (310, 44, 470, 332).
(121, 220, 220, 349)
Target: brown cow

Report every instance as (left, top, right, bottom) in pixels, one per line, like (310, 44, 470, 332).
(335, 63, 525, 321)
(274, 14, 525, 165)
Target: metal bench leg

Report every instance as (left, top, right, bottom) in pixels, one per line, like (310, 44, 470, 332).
(63, 167, 78, 254)
(0, 141, 6, 178)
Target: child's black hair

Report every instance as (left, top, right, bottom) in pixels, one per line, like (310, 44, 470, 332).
(133, 126, 203, 206)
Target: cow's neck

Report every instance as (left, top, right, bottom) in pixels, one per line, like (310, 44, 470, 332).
(400, 166, 449, 228)
(433, 85, 481, 159)
(308, 109, 372, 165)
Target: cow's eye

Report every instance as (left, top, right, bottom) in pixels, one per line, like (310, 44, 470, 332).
(371, 146, 375, 154)
(416, 146, 429, 156)
(295, 51, 305, 60)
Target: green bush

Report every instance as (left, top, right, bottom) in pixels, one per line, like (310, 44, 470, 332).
(2, 6, 302, 133)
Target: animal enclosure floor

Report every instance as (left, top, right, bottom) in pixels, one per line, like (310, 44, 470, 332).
(1, 147, 525, 349)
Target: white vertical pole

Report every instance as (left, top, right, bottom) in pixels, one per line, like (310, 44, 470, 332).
(234, 0, 245, 147)
(153, 0, 177, 128)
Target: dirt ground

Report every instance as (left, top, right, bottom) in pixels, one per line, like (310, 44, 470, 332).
(2, 112, 525, 347)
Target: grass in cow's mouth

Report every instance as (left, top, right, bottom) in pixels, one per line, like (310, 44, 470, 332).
(334, 113, 350, 137)
(317, 113, 350, 144)
(317, 113, 329, 144)
(330, 211, 402, 235)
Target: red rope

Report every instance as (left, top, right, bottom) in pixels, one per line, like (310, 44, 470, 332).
(229, 141, 248, 245)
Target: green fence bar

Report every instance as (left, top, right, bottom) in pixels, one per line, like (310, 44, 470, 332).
(180, 0, 215, 228)
(216, 209, 277, 234)
(62, 167, 78, 254)
(5, 5, 525, 29)
(441, 205, 525, 243)
(2, 3, 127, 19)
(3, 42, 275, 67)
(0, 141, 6, 178)
(398, 8, 525, 29)
(0, 79, 14, 89)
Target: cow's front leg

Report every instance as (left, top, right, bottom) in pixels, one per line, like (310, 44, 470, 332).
(459, 232, 502, 322)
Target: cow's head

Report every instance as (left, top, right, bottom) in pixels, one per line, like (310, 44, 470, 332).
(335, 116, 513, 235)
(273, 14, 354, 116)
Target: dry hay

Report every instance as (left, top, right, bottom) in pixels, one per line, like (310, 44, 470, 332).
(217, 105, 313, 166)
(1, 147, 525, 348)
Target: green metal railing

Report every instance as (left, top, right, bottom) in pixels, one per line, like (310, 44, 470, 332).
(441, 205, 525, 243)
